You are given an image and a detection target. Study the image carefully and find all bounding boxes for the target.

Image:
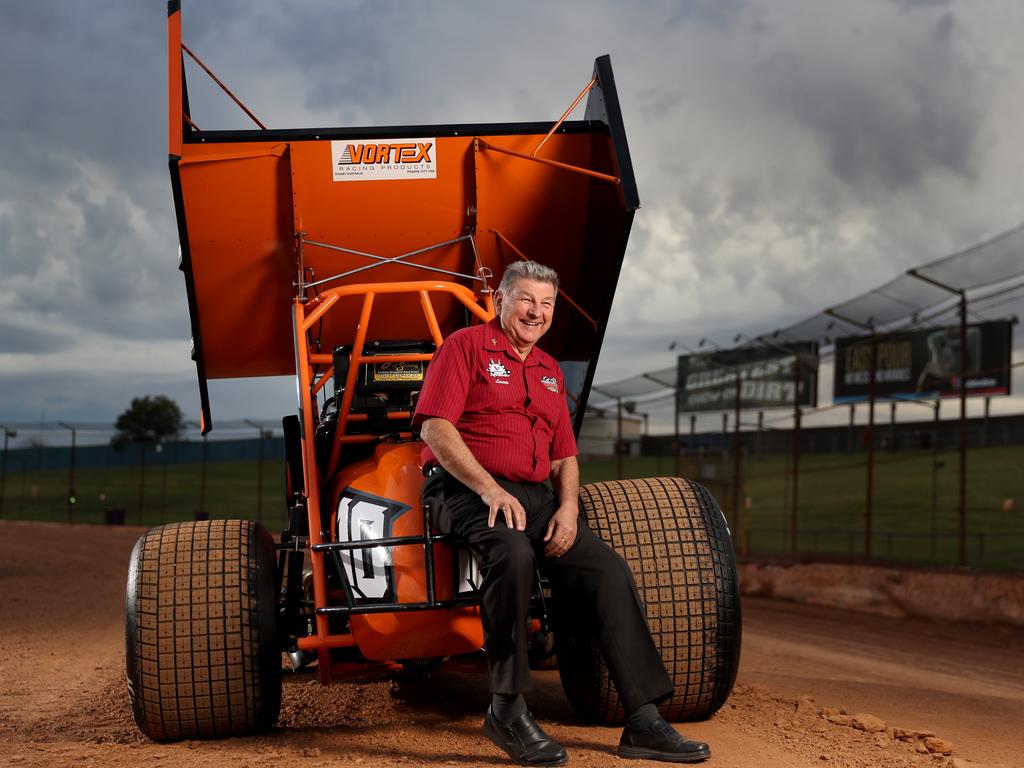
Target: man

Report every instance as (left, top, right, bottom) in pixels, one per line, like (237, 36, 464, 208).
(414, 260, 710, 765)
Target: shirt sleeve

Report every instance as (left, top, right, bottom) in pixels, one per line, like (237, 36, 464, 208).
(549, 370, 578, 461)
(412, 332, 472, 429)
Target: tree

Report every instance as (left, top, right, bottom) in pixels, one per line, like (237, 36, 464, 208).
(112, 395, 185, 449)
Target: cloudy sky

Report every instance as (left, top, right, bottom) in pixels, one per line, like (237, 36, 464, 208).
(1, 0, 1022, 436)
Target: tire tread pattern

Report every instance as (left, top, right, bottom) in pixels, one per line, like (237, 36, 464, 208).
(562, 477, 741, 725)
(126, 519, 280, 740)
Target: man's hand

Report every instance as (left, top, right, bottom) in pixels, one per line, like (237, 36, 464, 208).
(481, 486, 527, 531)
(543, 502, 579, 557)
(546, 455, 580, 557)
(421, 418, 527, 530)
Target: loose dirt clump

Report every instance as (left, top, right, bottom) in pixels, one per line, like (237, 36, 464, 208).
(277, 677, 400, 730)
(714, 685, 964, 768)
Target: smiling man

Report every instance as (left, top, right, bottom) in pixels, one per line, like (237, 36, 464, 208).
(414, 261, 711, 765)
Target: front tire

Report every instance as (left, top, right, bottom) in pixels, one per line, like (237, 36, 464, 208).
(125, 519, 282, 740)
(555, 477, 741, 725)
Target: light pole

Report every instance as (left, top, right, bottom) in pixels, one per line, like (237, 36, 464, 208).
(0, 426, 17, 518)
(57, 422, 77, 523)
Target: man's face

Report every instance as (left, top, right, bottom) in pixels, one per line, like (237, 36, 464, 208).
(495, 277, 556, 353)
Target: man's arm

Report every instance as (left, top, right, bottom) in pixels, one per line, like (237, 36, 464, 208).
(543, 455, 580, 557)
(420, 416, 526, 531)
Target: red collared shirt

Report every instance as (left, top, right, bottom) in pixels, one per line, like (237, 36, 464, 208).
(413, 317, 578, 483)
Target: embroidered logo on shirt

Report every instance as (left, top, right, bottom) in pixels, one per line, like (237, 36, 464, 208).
(540, 375, 559, 393)
(487, 358, 511, 383)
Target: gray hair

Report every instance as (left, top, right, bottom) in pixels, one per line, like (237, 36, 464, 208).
(497, 260, 560, 295)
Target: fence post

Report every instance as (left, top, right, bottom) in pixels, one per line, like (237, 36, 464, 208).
(137, 443, 147, 525)
(865, 333, 877, 560)
(889, 402, 896, 453)
(616, 398, 623, 481)
(756, 411, 764, 460)
(732, 369, 744, 555)
(0, 426, 16, 518)
(200, 433, 208, 516)
(158, 443, 169, 524)
(983, 396, 990, 448)
(58, 422, 77, 523)
(245, 420, 268, 524)
(931, 401, 940, 562)
(673, 392, 681, 477)
(848, 404, 855, 453)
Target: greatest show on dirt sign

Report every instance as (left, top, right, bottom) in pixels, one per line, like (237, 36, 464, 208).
(675, 344, 819, 412)
(832, 320, 1013, 403)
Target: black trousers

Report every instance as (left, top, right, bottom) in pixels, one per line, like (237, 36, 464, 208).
(423, 468, 673, 713)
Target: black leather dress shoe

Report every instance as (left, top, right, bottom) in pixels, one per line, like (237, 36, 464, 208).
(617, 716, 711, 763)
(483, 706, 569, 766)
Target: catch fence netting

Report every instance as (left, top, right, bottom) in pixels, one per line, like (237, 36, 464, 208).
(588, 222, 1024, 572)
(0, 420, 287, 529)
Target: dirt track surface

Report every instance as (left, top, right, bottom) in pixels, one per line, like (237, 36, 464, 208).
(1, 521, 1021, 768)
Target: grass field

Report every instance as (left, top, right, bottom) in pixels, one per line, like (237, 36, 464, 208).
(579, 445, 1024, 571)
(2, 445, 1021, 571)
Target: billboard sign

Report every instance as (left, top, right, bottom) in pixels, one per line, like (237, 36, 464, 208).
(832, 320, 1013, 403)
(676, 344, 818, 412)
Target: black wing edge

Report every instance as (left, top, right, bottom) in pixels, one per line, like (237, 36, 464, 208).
(169, 155, 212, 435)
(585, 55, 639, 212)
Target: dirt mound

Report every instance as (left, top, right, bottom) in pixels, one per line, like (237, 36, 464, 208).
(740, 560, 1024, 626)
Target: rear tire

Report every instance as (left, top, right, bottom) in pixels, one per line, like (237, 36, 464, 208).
(555, 477, 741, 725)
(125, 519, 282, 740)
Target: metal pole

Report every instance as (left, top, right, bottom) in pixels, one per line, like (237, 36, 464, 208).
(58, 422, 77, 524)
(983, 396, 991, 448)
(245, 420, 267, 524)
(159, 444, 169, 524)
(957, 294, 967, 566)
(889, 402, 896, 453)
(138, 443, 147, 526)
(185, 419, 208, 519)
(791, 358, 801, 556)
(690, 414, 699, 480)
(200, 433, 208, 515)
(732, 368, 743, 554)
(848, 404, 855, 453)
(616, 397, 623, 481)
(757, 411, 764, 460)
(19, 442, 28, 516)
(865, 335, 877, 560)
(0, 427, 15, 518)
(257, 431, 266, 524)
(931, 401, 939, 561)
(68, 427, 76, 523)
(906, 270, 970, 566)
(673, 392, 681, 477)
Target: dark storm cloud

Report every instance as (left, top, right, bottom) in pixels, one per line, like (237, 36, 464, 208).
(891, 0, 951, 11)
(0, 3, 164, 180)
(0, 0, 1021, 419)
(0, 368, 202, 425)
(0, 320, 71, 354)
(664, 0, 752, 30)
(0, 2, 186, 346)
(756, 11, 981, 194)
